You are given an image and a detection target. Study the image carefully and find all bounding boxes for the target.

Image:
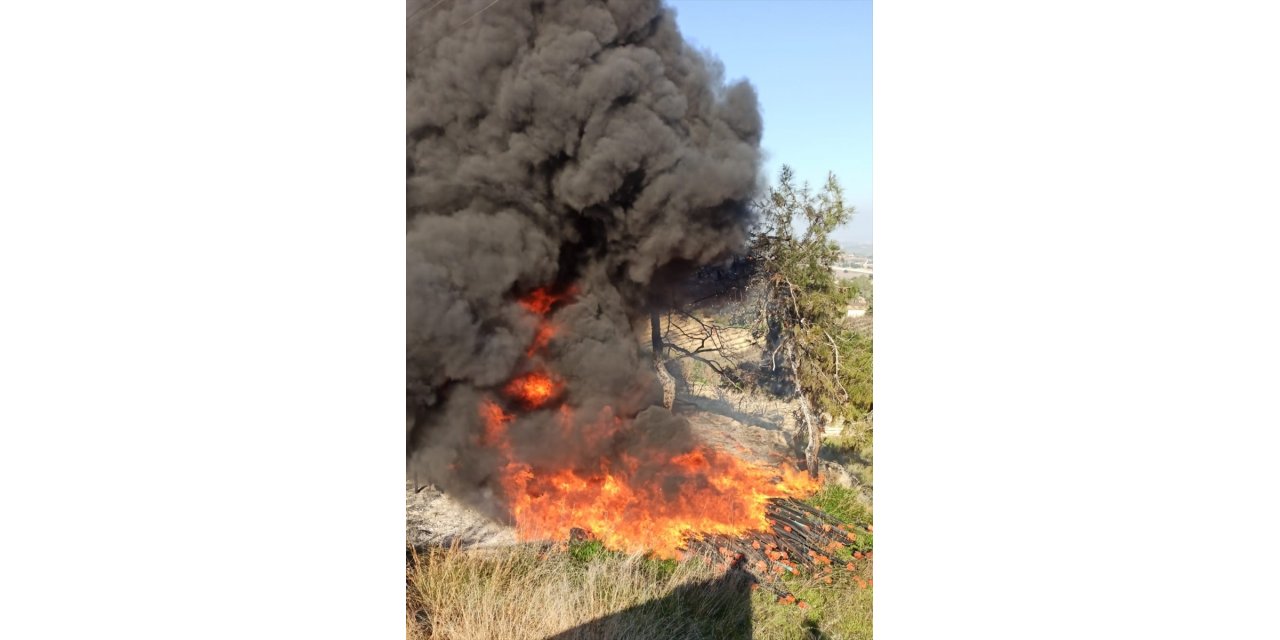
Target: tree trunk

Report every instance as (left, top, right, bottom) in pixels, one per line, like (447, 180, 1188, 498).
(786, 342, 821, 478)
(650, 309, 675, 410)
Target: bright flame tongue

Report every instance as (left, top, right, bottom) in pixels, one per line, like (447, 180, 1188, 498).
(488, 283, 818, 557)
(504, 372, 559, 408)
(480, 401, 819, 558)
(519, 286, 576, 316)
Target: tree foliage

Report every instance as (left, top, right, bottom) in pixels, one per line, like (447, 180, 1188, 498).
(745, 166, 873, 473)
(648, 165, 873, 477)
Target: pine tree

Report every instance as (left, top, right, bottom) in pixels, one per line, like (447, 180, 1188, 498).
(747, 166, 873, 476)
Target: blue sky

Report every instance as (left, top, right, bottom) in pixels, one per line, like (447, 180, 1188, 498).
(666, 0, 873, 246)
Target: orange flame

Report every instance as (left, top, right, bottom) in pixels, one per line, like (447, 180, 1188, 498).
(527, 324, 556, 356)
(518, 286, 576, 316)
(504, 371, 561, 409)
(479, 402, 514, 447)
(484, 281, 818, 557)
(479, 402, 820, 557)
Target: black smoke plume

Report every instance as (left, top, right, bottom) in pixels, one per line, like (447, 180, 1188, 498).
(407, 0, 763, 521)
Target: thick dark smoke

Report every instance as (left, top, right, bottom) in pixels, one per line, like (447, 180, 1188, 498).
(407, 0, 763, 521)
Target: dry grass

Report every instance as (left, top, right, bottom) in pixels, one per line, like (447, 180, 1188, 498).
(406, 541, 872, 640)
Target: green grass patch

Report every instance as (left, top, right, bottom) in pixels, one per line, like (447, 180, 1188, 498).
(806, 485, 872, 530)
(640, 556, 680, 581)
(567, 539, 610, 564)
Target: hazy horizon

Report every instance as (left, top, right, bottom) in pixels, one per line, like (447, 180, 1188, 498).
(668, 0, 873, 246)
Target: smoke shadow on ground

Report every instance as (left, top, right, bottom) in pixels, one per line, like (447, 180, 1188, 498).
(801, 618, 833, 639)
(664, 359, 791, 433)
(542, 558, 755, 640)
(671, 392, 785, 432)
(819, 441, 872, 469)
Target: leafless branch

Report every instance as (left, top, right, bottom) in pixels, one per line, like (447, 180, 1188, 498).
(665, 344, 745, 392)
(665, 312, 721, 354)
(771, 336, 788, 371)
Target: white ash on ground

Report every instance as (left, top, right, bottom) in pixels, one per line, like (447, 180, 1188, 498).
(406, 483, 516, 550)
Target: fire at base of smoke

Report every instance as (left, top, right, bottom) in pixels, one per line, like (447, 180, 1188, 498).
(407, 0, 770, 555)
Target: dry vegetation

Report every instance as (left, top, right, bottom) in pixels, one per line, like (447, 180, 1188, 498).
(407, 487, 872, 640)
(406, 252, 874, 639)
(405, 320, 874, 639)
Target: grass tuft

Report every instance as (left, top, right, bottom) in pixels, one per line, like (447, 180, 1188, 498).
(567, 539, 609, 564)
(806, 484, 871, 527)
(407, 540, 872, 640)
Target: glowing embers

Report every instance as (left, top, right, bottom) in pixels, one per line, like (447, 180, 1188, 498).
(503, 371, 562, 409)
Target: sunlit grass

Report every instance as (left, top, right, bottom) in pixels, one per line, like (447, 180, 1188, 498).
(407, 541, 872, 640)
